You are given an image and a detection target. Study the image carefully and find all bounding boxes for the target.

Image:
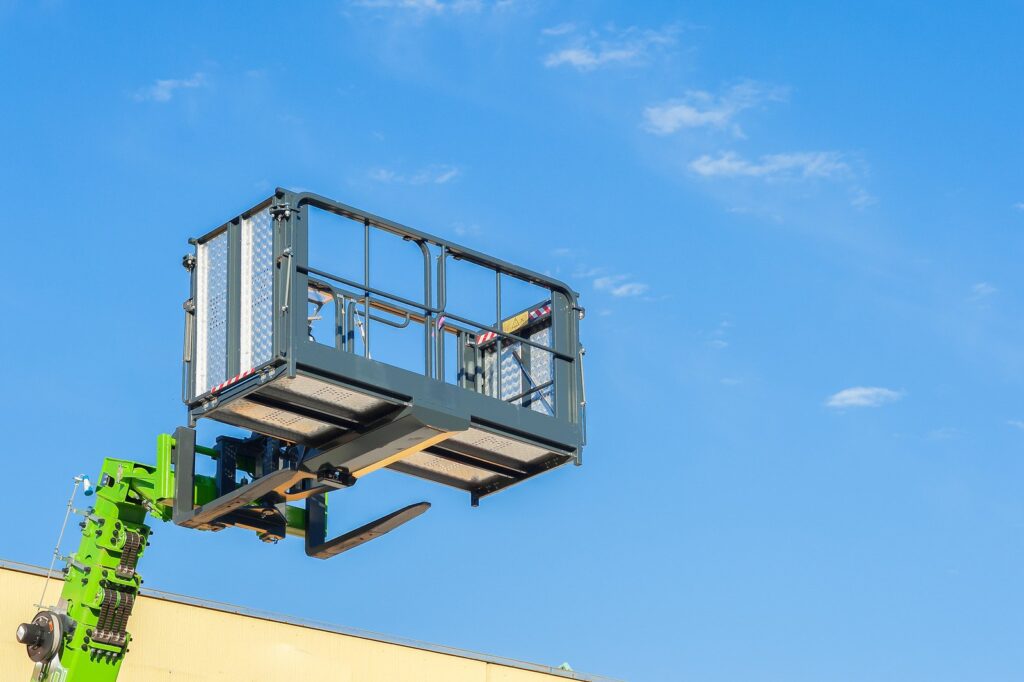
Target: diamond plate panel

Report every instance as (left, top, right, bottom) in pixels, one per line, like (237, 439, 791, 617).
(499, 341, 522, 401)
(480, 325, 554, 415)
(196, 232, 228, 395)
(527, 325, 554, 415)
(240, 209, 274, 371)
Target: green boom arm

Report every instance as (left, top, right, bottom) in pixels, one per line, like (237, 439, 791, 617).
(20, 434, 306, 682)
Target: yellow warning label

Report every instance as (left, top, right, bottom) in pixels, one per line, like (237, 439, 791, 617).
(502, 311, 530, 334)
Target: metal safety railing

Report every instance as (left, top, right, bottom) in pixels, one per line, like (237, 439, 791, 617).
(289, 192, 582, 421)
(186, 189, 586, 430)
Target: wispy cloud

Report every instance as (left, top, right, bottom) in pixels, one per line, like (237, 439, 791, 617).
(550, 251, 654, 299)
(927, 427, 961, 440)
(541, 22, 576, 36)
(826, 386, 903, 409)
(706, 318, 731, 349)
(133, 72, 207, 102)
(542, 24, 677, 72)
(1013, 202, 1024, 211)
(350, 0, 483, 12)
(643, 81, 788, 137)
(1008, 419, 1024, 430)
(690, 151, 849, 181)
(368, 164, 460, 185)
(452, 222, 481, 237)
(971, 282, 997, 299)
(593, 274, 649, 297)
(850, 188, 877, 209)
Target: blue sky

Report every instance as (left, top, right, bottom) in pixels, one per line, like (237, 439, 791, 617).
(2, 2, 1023, 680)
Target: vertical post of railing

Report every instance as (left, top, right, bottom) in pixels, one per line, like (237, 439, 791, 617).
(418, 240, 432, 378)
(334, 293, 344, 351)
(286, 201, 307, 380)
(345, 299, 356, 351)
(495, 269, 502, 399)
(457, 330, 466, 388)
(363, 219, 371, 358)
(551, 290, 574, 420)
(436, 247, 447, 382)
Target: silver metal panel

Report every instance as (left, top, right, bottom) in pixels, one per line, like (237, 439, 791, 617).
(447, 427, 552, 465)
(499, 341, 523, 401)
(213, 397, 336, 442)
(268, 375, 391, 417)
(195, 232, 229, 396)
(528, 325, 554, 416)
(398, 450, 501, 487)
(240, 208, 275, 372)
(482, 342, 524, 401)
(482, 326, 554, 416)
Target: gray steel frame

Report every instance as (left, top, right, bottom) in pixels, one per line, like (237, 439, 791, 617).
(181, 189, 585, 511)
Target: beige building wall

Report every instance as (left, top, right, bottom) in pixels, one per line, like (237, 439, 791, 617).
(1, 562, 613, 682)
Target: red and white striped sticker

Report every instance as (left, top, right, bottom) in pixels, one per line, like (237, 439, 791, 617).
(210, 367, 256, 394)
(529, 304, 552, 321)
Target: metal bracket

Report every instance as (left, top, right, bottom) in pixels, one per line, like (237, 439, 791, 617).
(270, 202, 292, 221)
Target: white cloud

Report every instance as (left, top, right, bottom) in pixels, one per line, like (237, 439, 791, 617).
(971, 282, 997, 298)
(1013, 202, 1024, 211)
(544, 47, 637, 70)
(350, 0, 480, 12)
(543, 24, 677, 72)
(927, 427, 960, 440)
(643, 81, 787, 137)
(690, 151, 849, 180)
(133, 72, 206, 102)
(826, 386, 903, 409)
(369, 164, 460, 184)
(707, 318, 731, 349)
(453, 222, 481, 236)
(850, 188, 877, 209)
(1008, 419, 1024, 430)
(593, 274, 649, 298)
(542, 22, 576, 36)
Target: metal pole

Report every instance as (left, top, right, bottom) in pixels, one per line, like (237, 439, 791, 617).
(363, 219, 371, 358)
(37, 475, 87, 608)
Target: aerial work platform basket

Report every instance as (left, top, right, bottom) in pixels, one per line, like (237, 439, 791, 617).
(182, 189, 586, 507)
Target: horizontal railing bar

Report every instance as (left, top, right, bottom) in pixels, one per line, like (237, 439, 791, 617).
(301, 265, 573, 361)
(310, 277, 469, 337)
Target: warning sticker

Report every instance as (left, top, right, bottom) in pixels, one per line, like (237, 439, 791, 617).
(502, 311, 530, 334)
